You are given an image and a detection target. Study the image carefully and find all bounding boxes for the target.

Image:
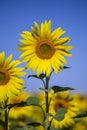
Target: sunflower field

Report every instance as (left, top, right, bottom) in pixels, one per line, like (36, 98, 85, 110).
(0, 20, 87, 130)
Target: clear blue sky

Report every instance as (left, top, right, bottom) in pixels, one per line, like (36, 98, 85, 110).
(0, 0, 87, 93)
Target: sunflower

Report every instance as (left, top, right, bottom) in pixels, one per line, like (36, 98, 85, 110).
(72, 122, 87, 130)
(0, 52, 26, 101)
(8, 91, 31, 119)
(49, 91, 80, 128)
(71, 117, 87, 130)
(18, 20, 73, 77)
(72, 93, 87, 112)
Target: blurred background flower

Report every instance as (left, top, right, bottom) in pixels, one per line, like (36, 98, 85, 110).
(72, 93, 87, 112)
(49, 91, 80, 129)
(8, 91, 31, 119)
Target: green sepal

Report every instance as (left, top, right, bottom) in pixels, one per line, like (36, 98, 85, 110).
(28, 73, 45, 80)
(60, 66, 70, 69)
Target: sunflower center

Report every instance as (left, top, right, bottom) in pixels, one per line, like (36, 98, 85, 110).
(54, 99, 68, 112)
(40, 44, 51, 53)
(0, 68, 10, 85)
(36, 41, 55, 59)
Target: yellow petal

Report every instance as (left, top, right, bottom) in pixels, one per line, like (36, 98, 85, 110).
(7, 60, 21, 69)
(0, 51, 5, 67)
(34, 21, 40, 32)
(51, 27, 66, 40)
(3, 54, 12, 67)
(55, 52, 67, 63)
(58, 50, 73, 57)
(54, 37, 70, 45)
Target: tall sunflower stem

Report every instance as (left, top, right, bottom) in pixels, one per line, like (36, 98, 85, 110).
(45, 77, 50, 130)
(4, 100, 8, 130)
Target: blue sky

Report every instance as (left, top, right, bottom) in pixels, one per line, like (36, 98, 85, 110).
(0, 0, 87, 93)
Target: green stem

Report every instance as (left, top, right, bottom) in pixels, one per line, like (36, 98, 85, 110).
(45, 77, 49, 113)
(4, 100, 8, 130)
(47, 117, 54, 130)
(45, 77, 49, 130)
(5, 109, 8, 130)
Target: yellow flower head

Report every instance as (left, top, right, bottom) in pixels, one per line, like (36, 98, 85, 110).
(0, 52, 26, 101)
(8, 91, 31, 119)
(18, 20, 73, 77)
(72, 93, 87, 112)
(49, 91, 80, 128)
(72, 122, 86, 130)
(72, 117, 87, 130)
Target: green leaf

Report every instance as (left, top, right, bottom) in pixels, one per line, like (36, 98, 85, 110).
(54, 108, 67, 121)
(28, 73, 45, 80)
(52, 86, 75, 93)
(27, 122, 42, 127)
(7, 101, 27, 109)
(26, 96, 40, 106)
(74, 111, 87, 118)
